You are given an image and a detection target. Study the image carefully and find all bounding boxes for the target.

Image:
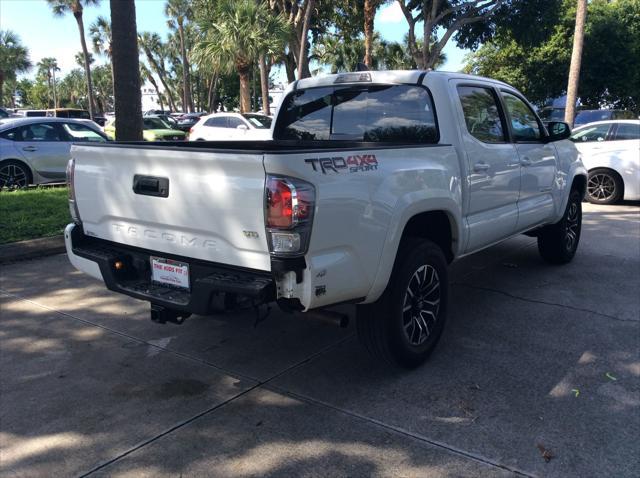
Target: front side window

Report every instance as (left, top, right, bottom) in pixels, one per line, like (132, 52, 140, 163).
(63, 123, 107, 142)
(570, 123, 611, 142)
(614, 123, 640, 140)
(276, 85, 437, 143)
(228, 117, 246, 128)
(501, 92, 542, 141)
(457, 86, 505, 143)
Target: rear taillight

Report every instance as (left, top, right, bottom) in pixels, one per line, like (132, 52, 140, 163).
(66, 159, 81, 224)
(265, 175, 315, 256)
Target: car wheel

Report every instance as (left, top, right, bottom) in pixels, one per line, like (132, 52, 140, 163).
(537, 188, 582, 264)
(356, 239, 448, 369)
(0, 160, 32, 189)
(586, 168, 623, 204)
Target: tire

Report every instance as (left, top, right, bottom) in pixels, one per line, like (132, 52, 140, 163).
(0, 160, 32, 189)
(356, 239, 449, 369)
(586, 168, 623, 204)
(537, 188, 582, 264)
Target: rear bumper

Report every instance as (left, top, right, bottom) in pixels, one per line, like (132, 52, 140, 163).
(65, 224, 276, 315)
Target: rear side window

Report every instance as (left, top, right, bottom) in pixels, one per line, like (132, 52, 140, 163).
(228, 117, 245, 128)
(457, 86, 505, 143)
(614, 123, 640, 140)
(276, 85, 438, 143)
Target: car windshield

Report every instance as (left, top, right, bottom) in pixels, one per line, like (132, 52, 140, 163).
(243, 114, 272, 129)
(538, 109, 565, 122)
(143, 118, 171, 130)
(66, 110, 91, 119)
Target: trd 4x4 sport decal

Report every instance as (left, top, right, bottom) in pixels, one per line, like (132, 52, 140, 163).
(304, 154, 378, 174)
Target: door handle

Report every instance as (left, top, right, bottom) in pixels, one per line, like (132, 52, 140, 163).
(520, 157, 532, 166)
(22, 146, 37, 152)
(473, 162, 490, 172)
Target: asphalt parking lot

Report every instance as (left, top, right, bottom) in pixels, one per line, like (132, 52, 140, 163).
(1, 202, 638, 477)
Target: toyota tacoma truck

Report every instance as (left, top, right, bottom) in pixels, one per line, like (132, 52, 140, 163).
(65, 70, 586, 368)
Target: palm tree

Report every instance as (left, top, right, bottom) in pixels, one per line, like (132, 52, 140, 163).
(0, 30, 31, 106)
(75, 51, 94, 68)
(165, 0, 193, 112)
(140, 62, 164, 111)
(46, 0, 99, 119)
(194, 0, 289, 113)
(363, 0, 388, 67)
(110, 0, 142, 140)
(37, 57, 60, 108)
(138, 32, 177, 111)
(89, 15, 115, 102)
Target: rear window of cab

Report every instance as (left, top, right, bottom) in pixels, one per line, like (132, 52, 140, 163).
(274, 84, 438, 143)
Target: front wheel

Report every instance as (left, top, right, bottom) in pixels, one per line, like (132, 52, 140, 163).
(357, 239, 448, 369)
(537, 188, 582, 264)
(0, 160, 32, 189)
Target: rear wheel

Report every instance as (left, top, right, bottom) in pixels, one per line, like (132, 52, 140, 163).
(357, 239, 448, 368)
(0, 160, 32, 189)
(586, 168, 623, 204)
(537, 188, 582, 264)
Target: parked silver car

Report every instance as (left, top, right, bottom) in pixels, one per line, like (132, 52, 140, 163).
(0, 117, 108, 188)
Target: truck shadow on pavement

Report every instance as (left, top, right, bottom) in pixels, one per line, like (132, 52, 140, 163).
(0, 203, 638, 477)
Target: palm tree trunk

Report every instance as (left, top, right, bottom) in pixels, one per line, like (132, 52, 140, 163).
(259, 54, 270, 116)
(110, 0, 142, 141)
(142, 47, 177, 111)
(238, 65, 251, 114)
(178, 22, 193, 113)
(0, 72, 4, 105)
(284, 50, 296, 83)
(147, 74, 163, 110)
(297, 0, 315, 79)
(363, 0, 375, 67)
(52, 68, 58, 109)
(565, 0, 587, 126)
(74, 11, 96, 119)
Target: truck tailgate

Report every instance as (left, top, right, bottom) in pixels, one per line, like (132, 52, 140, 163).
(71, 144, 270, 271)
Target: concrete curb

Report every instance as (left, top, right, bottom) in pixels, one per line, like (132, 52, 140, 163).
(0, 235, 65, 265)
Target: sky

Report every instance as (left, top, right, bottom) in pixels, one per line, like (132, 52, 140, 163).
(0, 0, 469, 83)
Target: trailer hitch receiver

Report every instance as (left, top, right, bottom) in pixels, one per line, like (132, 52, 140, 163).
(150, 304, 191, 325)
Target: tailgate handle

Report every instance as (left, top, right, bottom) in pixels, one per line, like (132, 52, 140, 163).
(133, 175, 169, 198)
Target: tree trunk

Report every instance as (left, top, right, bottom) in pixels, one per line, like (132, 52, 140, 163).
(142, 46, 177, 111)
(259, 53, 270, 115)
(363, 0, 375, 67)
(284, 50, 296, 83)
(565, 0, 587, 126)
(74, 10, 96, 119)
(148, 74, 163, 110)
(207, 73, 218, 112)
(110, 0, 142, 141)
(238, 64, 251, 113)
(0, 71, 4, 106)
(297, 0, 315, 79)
(52, 68, 58, 109)
(178, 22, 193, 113)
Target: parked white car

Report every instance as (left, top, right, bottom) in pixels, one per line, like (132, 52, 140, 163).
(188, 112, 272, 141)
(570, 120, 640, 204)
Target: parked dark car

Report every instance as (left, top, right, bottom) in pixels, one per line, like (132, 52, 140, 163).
(175, 112, 207, 132)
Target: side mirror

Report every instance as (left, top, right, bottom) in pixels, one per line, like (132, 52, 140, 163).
(236, 124, 249, 131)
(545, 121, 572, 142)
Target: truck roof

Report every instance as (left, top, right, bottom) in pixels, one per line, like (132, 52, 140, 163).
(292, 70, 512, 90)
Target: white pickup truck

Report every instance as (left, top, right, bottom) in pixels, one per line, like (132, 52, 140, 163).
(65, 70, 586, 368)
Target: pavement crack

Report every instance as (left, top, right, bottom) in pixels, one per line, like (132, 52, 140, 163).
(453, 282, 636, 323)
(267, 386, 535, 478)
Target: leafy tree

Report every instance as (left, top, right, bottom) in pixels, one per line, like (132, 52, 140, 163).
(194, 0, 289, 113)
(0, 30, 31, 106)
(464, 0, 640, 109)
(46, 0, 100, 118)
(397, 0, 504, 69)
